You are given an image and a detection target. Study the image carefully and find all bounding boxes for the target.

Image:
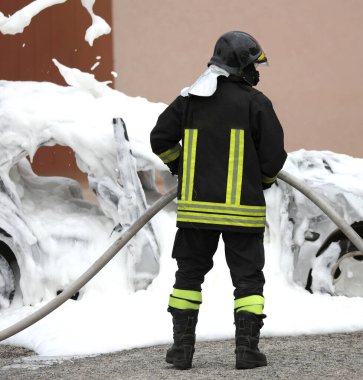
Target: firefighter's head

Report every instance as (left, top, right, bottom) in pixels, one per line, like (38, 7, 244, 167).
(208, 31, 267, 86)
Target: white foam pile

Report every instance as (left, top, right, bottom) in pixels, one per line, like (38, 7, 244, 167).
(0, 61, 362, 356)
(0, 0, 110, 46)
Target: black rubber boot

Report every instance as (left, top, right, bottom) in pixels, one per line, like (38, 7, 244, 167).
(234, 310, 267, 369)
(166, 308, 198, 370)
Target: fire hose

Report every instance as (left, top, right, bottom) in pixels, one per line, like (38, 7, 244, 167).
(0, 170, 362, 342)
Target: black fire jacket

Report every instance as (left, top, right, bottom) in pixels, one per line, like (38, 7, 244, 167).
(150, 76, 287, 233)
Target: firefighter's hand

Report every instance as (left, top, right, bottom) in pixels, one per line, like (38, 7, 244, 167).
(167, 158, 180, 176)
(262, 182, 274, 190)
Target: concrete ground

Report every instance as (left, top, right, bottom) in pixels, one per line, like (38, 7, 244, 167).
(1, 332, 362, 379)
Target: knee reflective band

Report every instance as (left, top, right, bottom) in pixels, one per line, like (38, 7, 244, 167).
(169, 289, 202, 310)
(234, 295, 264, 315)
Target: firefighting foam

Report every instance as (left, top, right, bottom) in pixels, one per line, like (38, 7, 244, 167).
(0, 62, 363, 356)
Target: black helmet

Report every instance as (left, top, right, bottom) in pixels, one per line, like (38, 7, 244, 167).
(208, 31, 267, 77)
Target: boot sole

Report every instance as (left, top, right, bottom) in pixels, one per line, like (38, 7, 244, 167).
(236, 360, 267, 369)
(165, 357, 173, 364)
(166, 357, 192, 370)
(174, 363, 192, 370)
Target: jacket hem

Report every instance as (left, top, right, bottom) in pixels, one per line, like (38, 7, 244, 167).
(176, 221, 265, 234)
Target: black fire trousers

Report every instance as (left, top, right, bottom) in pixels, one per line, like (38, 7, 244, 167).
(172, 228, 265, 299)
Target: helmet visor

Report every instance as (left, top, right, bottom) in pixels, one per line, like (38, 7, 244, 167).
(256, 51, 268, 64)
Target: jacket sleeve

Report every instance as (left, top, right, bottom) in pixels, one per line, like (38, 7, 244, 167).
(251, 93, 287, 189)
(150, 96, 184, 176)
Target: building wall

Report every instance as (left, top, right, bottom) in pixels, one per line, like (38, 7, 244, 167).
(112, 0, 363, 157)
(1, 1, 362, 164)
(0, 0, 113, 85)
(0, 0, 114, 181)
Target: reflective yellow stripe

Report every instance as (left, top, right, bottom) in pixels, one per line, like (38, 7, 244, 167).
(189, 130, 198, 200)
(181, 129, 198, 201)
(158, 143, 182, 162)
(169, 296, 200, 310)
(178, 211, 265, 222)
(236, 305, 264, 314)
(234, 295, 264, 308)
(226, 130, 244, 205)
(235, 130, 244, 205)
(177, 219, 265, 228)
(234, 295, 264, 315)
(178, 200, 265, 211)
(177, 211, 265, 228)
(262, 174, 277, 184)
(181, 130, 190, 200)
(226, 129, 236, 204)
(172, 289, 202, 303)
(178, 203, 265, 217)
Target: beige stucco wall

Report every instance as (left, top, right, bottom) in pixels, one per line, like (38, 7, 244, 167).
(112, 0, 363, 157)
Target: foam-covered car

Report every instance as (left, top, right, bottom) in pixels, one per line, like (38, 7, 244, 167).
(1, 77, 363, 310)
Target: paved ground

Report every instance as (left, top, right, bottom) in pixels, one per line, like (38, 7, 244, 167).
(1, 332, 362, 379)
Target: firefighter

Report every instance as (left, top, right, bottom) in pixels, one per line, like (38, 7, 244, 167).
(150, 31, 287, 370)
